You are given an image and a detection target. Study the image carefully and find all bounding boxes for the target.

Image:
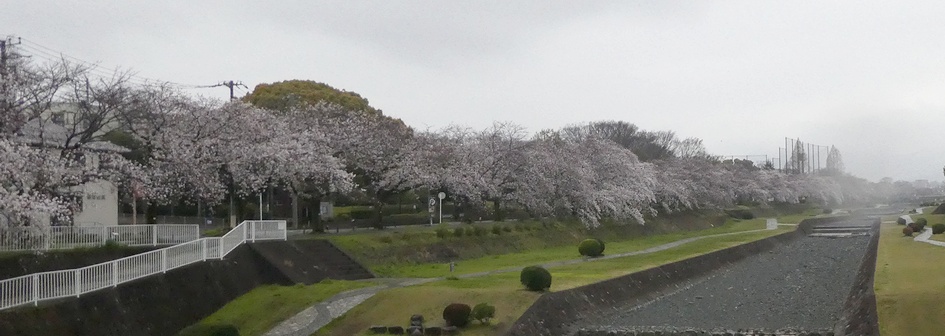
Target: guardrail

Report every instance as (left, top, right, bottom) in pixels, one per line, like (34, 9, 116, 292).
(0, 220, 285, 310)
(0, 224, 200, 252)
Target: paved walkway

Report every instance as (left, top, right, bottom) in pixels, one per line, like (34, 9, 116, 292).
(264, 219, 782, 336)
(896, 213, 945, 247)
(914, 227, 945, 247)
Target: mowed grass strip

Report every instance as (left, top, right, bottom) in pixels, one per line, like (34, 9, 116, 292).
(874, 223, 945, 336)
(178, 280, 376, 336)
(360, 218, 771, 278)
(315, 228, 790, 336)
(775, 208, 827, 224)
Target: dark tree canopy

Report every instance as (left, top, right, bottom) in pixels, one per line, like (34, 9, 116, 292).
(561, 121, 677, 162)
(242, 80, 380, 115)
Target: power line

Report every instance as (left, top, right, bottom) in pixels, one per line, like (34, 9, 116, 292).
(207, 81, 248, 100)
(16, 42, 182, 88)
(19, 38, 182, 86)
(16, 37, 207, 89)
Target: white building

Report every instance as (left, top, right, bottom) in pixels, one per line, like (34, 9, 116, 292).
(16, 118, 127, 227)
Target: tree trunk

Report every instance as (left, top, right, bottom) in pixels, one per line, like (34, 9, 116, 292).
(228, 184, 236, 228)
(460, 197, 473, 223)
(144, 201, 158, 224)
(235, 196, 244, 224)
(311, 195, 324, 233)
(196, 200, 203, 220)
(452, 199, 462, 222)
(493, 199, 503, 222)
(267, 186, 274, 220)
(291, 191, 299, 229)
(373, 200, 384, 230)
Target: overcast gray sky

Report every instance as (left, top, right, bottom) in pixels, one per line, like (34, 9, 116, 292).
(5, 0, 944, 182)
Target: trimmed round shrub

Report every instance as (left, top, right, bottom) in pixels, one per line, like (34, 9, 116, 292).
(442, 303, 472, 327)
(502, 226, 512, 232)
(491, 225, 502, 235)
(823, 208, 833, 214)
(595, 238, 606, 253)
(578, 239, 604, 257)
(472, 303, 496, 324)
(933, 224, 945, 234)
(520, 266, 552, 291)
(903, 226, 914, 237)
(916, 218, 928, 226)
(473, 226, 487, 236)
(896, 217, 907, 225)
(453, 227, 465, 237)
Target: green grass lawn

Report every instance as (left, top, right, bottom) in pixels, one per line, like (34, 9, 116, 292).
(370, 218, 772, 278)
(874, 222, 945, 336)
(775, 207, 829, 224)
(178, 280, 377, 336)
(315, 228, 791, 336)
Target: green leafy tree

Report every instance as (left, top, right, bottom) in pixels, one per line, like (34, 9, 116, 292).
(242, 80, 379, 115)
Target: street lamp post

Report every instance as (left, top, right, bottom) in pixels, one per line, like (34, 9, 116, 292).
(437, 192, 446, 224)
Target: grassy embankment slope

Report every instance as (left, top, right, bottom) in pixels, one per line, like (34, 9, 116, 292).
(178, 280, 376, 336)
(185, 206, 812, 336)
(315, 211, 802, 335)
(874, 218, 945, 336)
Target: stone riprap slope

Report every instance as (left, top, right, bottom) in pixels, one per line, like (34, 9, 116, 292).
(574, 232, 871, 335)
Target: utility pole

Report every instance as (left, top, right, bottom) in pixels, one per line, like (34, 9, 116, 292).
(211, 80, 247, 101)
(0, 36, 21, 115)
(206, 80, 248, 227)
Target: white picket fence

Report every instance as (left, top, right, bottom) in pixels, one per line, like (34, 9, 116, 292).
(0, 224, 200, 252)
(0, 220, 286, 311)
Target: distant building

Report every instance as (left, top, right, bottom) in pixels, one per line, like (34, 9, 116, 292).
(15, 117, 128, 227)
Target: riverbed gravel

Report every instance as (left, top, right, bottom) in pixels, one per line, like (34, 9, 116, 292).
(576, 230, 871, 333)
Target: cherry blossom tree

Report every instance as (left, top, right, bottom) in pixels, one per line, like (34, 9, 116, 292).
(514, 132, 657, 228)
(142, 101, 354, 226)
(343, 114, 426, 227)
(410, 125, 484, 219)
(0, 47, 139, 230)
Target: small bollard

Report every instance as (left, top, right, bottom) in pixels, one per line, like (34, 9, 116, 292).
(449, 262, 455, 273)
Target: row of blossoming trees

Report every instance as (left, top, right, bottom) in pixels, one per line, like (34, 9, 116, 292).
(0, 54, 900, 231)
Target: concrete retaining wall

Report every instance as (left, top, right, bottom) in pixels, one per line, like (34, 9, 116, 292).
(0, 246, 157, 280)
(0, 245, 290, 336)
(833, 217, 881, 336)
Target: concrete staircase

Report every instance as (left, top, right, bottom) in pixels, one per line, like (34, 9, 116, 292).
(249, 240, 374, 284)
(808, 222, 874, 237)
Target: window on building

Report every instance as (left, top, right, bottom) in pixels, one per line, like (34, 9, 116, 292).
(51, 113, 65, 125)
